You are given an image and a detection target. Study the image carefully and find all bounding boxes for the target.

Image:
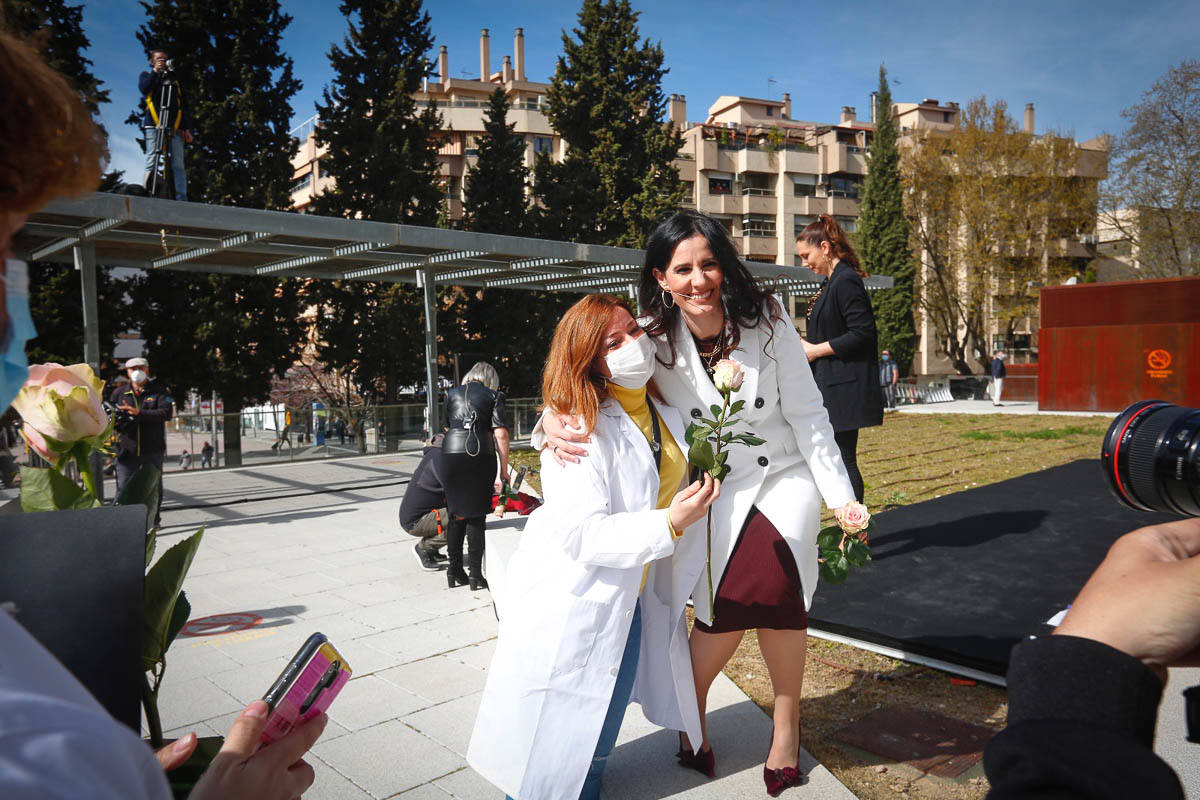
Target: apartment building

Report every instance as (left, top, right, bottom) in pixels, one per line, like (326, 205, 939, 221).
(289, 28, 558, 215)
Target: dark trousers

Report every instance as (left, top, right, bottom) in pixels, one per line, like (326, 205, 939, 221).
(445, 515, 485, 579)
(882, 383, 896, 409)
(834, 429, 864, 502)
(115, 451, 165, 526)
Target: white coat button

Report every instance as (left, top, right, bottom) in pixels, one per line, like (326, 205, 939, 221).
(625, 609, 634, 619)
(609, 666, 619, 676)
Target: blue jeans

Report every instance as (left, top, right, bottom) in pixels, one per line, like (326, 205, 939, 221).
(508, 601, 642, 800)
(142, 126, 187, 200)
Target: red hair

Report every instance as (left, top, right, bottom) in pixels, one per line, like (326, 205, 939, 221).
(541, 294, 628, 433)
(797, 214, 867, 277)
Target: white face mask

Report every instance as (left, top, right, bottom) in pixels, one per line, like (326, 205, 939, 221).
(604, 333, 656, 389)
(131, 370, 148, 385)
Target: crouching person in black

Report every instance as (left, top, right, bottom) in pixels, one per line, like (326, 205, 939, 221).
(110, 357, 173, 527)
(400, 433, 449, 571)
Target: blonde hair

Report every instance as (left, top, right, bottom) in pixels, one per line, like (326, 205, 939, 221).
(0, 28, 107, 216)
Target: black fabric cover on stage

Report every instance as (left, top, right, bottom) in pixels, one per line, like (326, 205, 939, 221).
(809, 459, 1180, 679)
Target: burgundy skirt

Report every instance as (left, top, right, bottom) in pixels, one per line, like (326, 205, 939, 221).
(693, 505, 809, 634)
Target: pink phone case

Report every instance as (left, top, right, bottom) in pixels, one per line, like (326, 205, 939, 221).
(260, 633, 351, 745)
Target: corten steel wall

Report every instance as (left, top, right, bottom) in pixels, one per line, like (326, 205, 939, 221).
(1039, 277, 1200, 412)
(1003, 363, 1038, 402)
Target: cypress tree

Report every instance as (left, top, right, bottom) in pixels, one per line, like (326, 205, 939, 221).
(308, 0, 443, 411)
(129, 0, 305, 465)
(858, 65, 916, 375)
(534, 0, 683, 247)
(464, 88, 529, 234)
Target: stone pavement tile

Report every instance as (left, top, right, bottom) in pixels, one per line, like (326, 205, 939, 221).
(433, 767, 503, 800)
(295, 613, 377, 643)
(207, 658, 291, 705)
(396, 786, 453, 799)
(333, 580, 410, 607)
(206, 706, 352, 744)
(417, 607, 497, 648)
(160, 639, 242, 684)
(163, 720, 224, 741)
(338, 639, 407, 677)
(342, 561, 408, 582)
(401, 692, 482, 757)
(377, 655, 488, 705)
(265, 556, 340, 579)
(258, 571, 349, 597)
(310, 753, 376, 800)
(448, 640, 496, 672)
(355, 625, 463, 665)
(321, 547, 392, 568)
(409, 587, 494, 617)
(313, 719, 463, 799)
(329, 674, 428, 732)
(213, 623, 322, 667)
(347, 599, 438, 632)
(156, 675, 242, 729)
(293, 589, 363, 619)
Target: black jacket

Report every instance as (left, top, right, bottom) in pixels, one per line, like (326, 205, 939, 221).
(991, 358, 1007, 379)
(442, 383, 508, 456)
(109, 379, 174, 457)
(138, 70, 190, 131)
(984, 636, 1182, 799)
(399, 440, 446, 530)
(805, 261, 883, 432)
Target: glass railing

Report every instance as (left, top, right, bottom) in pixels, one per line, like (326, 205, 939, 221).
(741, 187, 775, 197)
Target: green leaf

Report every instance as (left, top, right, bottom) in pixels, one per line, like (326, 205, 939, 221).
(700, 417, 719, 428)
(684, 423, 700, 447)
(115, 464, 161, 533)
(720, 432, 734, 443)
(740, 435, 767, 447)
(165, 591, 192, 653)
(19, 466, 97, 512)
(143, 529, 204, 672)
(145, 530, 157, 569)
(816, 526, 843, 551)
(819, 550, 849, 583)
(729, 399, 746, 414)
(715, 450, 728, 466)
(845, 538, 872, 567)
(710, 404, 723, 419)
(712, 463, 731, 481)
(688, 439, 715, 472)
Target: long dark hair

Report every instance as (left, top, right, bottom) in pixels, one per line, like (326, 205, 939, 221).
(638, 210, 782, 367)
(796, 214, 867, 277)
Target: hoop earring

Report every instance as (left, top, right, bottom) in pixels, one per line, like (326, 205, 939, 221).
(660, 287, 675, 309)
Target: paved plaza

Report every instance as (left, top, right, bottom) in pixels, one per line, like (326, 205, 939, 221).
(151, 457, 855, 799)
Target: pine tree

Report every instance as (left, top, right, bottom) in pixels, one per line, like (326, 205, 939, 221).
(533, 0, 683, 247)
(464, 88, 529, 235)
(312, 0, 442, 222)
(307, 0, 443, 411)
(857, 65, 916, 375)
(130, 0, 305, 465)
(1, 0, 109, 118)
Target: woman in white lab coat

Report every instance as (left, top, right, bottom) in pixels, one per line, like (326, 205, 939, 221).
(467, 294, 719, 800)
(544, 211, 861, 797)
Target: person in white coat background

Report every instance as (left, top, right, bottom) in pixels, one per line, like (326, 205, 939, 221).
(545, 210, 863, 797)
(467, 294, 720, 800)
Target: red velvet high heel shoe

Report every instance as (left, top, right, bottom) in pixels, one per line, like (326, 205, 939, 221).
(676, 732, 716, 778)
(762, 726, 804, 797)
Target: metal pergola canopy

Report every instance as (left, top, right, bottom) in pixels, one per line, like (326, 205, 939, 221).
(14, 193, 893, 438)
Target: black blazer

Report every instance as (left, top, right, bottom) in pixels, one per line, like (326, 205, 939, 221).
(805, 261, 883, 432)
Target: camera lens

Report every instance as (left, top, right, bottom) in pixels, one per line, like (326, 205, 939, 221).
(1101, 401, 1200, 516)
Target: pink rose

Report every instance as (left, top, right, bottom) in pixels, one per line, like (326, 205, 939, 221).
(12, 363, 111, 463)
(837, 502, 871, 535)
(711, 358, 745, 393)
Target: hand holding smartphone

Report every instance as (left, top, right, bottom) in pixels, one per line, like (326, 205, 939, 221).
(260, 632, 351, 746)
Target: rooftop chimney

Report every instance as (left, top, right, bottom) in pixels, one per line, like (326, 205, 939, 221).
(502, 55, 513, 83)
(514, 28, 526, 81)
(480, 29, 490, 82)
(437, 45, 448, 85)
(782, 92, 791, 119)
(1024, 102, 1035, 134)
(840, 106, 856, 124)
(668, 94, 687, 130)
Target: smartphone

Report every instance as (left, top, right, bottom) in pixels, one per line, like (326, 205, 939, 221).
(260, 632, 351, 745)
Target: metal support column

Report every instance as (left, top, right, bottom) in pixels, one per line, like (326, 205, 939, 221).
(74, 243, 104, 501)
(420, 266, 439, 440)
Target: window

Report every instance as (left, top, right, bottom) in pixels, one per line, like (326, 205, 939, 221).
(793, 215, 817, 235)
(792, 174, 818, 197)
(742, 214, 776, 237)
(708, 177, 732, 195)
(533, 136, 554, 155)
(766, 105, 774, 117)
(465, 137, 480, 157)
(834, 215, 857, 232)
(290, 173, 312, 194)
(828, 175, 859, 198)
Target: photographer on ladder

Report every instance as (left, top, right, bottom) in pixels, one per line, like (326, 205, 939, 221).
(139, 48, 192, 200)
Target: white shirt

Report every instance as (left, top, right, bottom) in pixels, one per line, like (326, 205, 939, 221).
(0, 609, 170, 799)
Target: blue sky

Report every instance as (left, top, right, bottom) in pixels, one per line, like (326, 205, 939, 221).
(83, 0, 1200, 181)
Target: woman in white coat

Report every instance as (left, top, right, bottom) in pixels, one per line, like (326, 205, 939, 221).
(467, 294, 719, 800)
(545, 211, 861, 797)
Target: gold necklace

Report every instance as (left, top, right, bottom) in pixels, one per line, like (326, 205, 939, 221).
(695, 331, 725, 367)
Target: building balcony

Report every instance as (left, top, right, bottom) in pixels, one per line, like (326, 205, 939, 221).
(741, 234, 778, 258)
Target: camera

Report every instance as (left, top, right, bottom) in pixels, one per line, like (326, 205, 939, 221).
(105, 401, 137, 435)
(1101, 401, 1200, 516)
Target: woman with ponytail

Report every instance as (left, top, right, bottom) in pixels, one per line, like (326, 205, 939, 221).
(795, 214, 883, 502)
